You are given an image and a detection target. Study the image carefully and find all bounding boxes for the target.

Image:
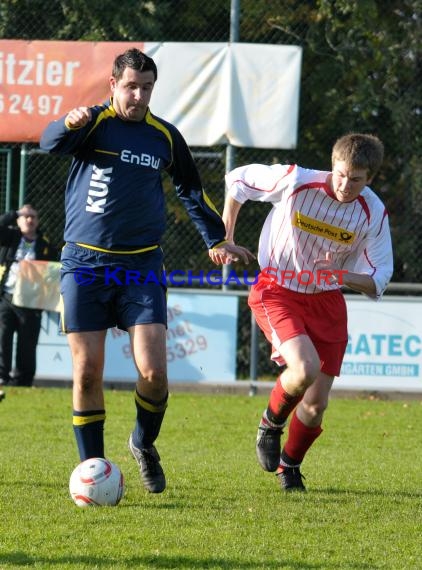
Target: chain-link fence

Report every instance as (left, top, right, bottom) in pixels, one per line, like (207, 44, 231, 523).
(1, 0, 421, 379)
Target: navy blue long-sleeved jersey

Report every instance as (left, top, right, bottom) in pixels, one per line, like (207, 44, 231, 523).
(40, 100, 226, 250)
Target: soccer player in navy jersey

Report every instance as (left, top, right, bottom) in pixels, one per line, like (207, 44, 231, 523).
(223, 133, 393, 491)
(40, 48, 253, 494)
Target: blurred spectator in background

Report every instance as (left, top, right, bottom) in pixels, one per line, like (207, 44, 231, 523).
(0, 205, 57, 387)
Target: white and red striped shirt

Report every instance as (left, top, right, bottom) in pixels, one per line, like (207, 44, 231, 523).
(225, 163, 393, 298)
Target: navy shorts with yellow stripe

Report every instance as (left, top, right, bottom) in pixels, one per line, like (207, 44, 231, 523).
(60, 242, 167, 332)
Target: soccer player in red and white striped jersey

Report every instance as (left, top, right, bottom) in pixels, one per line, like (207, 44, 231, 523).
(221, 133, 393, 491)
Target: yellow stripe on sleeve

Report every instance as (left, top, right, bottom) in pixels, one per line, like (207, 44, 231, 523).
(203, 190, 222, 217)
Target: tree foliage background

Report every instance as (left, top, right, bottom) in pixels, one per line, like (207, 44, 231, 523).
(0, 0, 420, 377)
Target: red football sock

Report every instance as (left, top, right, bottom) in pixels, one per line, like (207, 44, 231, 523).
(281, 410, 323, 464)
(266, 376, 303, 424)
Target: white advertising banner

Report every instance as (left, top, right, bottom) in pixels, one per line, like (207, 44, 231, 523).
(150, 42, 302, 148)
(36, 292, 239, 383)
(335, 296, 422, 392)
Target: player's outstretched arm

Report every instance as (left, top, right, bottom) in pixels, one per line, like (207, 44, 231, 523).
(222, 195, 242, 243)
(208, 195, 256, 265)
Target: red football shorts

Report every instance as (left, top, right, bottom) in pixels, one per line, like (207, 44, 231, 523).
(248, 275, 348, 377)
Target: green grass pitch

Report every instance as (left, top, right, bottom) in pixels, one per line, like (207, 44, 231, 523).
(0, 387, 421, 569)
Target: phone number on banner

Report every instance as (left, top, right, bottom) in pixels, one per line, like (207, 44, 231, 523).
(0, 94, 63, 115)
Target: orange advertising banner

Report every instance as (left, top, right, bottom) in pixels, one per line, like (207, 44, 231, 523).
(0, 40, 145, 143)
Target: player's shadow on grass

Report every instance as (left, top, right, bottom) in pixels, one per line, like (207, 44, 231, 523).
(0, 552, 376, 569)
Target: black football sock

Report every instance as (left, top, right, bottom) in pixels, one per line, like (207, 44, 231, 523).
(132, 390, 168, 449)
(73, 409, 105, 461)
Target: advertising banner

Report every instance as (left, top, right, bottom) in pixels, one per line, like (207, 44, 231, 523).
(11, 261, 422, 391)
(0, 40, 146, 142)
(0, 40, 302, 148)
(36, 292, 239, 383)
(335, 296, 422, 392)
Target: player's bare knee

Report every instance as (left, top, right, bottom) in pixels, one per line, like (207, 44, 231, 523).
(301, 399, 328, 420)
(290, 359, 320, 390)
(139, 368, 167, 396)
(75, 370, 101, 396)
(73, 360, 102, 394)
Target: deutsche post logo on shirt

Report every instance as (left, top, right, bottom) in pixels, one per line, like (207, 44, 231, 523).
(292, 211, 355, 244)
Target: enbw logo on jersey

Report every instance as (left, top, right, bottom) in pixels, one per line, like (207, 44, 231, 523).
(121, 149, 160, 169)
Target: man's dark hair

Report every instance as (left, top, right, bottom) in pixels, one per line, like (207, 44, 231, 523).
(112, 48, 158, 81)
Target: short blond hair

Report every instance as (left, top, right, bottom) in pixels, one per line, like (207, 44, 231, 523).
(332, 133, 384, 178)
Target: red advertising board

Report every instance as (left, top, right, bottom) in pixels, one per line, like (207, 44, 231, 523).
(0, 40, 144, 142)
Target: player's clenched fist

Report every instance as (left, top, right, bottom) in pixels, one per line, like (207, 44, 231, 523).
(65, 107, 92, 128)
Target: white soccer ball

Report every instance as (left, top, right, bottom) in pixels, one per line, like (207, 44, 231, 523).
(69, 457, 125, 507)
